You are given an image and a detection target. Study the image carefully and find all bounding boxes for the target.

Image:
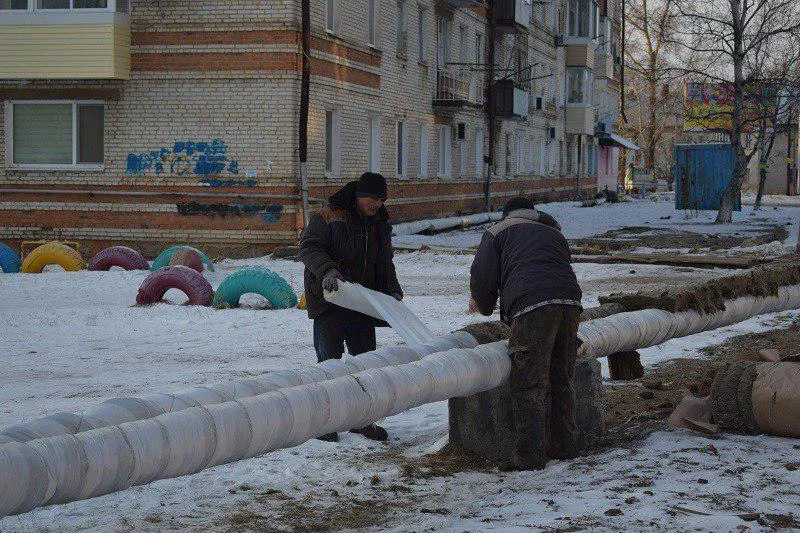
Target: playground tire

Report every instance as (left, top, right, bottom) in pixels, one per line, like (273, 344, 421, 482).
(151, 246, 214, 272)
(136, 265, 214, 306)
(21, 243, 86, 273)
(88, 246, 149, 271)
(213, 266, 297, 309)
(168, 248, 205, 272)
(0, 243, 21, 273)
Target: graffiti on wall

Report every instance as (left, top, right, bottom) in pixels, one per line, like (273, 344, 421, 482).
(126, 140, 240, 176)
(176, 202, 283, 223)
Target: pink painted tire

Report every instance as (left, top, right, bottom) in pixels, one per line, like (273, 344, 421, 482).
(88, 246, 150, 271)
(136, 265, 214, 306)
(168, 248, 204, 272)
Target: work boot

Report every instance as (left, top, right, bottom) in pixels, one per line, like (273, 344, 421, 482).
(350, 423, 389, 441)
(317, 432, 339, 442)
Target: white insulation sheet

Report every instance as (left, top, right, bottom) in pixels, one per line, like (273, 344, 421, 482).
(324, 281, 437, 345)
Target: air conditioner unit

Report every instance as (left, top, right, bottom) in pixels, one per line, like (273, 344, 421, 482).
(536, 97, 543, 110)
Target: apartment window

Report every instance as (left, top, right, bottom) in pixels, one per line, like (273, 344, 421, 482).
(368, 0, 379, 46)
(8, 101, 103, 167)
(540, 139, 546, 174)
(566, 141, 573, 173)
(458, 138, 467, 177)
(540, 0, 547, 25)
(504, 134, 512, 177)
(475, 33, 484, 67)
(324, 109, 341, 177)
(326, 0, 336, 33)
(396, 120, 407, 178)
(0, 0, 28, 8)
(567, 0, 598, 38)
(418, 7, 428, 61)
(474, 127, 484, 177)
(437, 17, 449, 70)
(437, 124, 452, 178)
(396, 1, 407, 55)
(368, 116, 381, 173)
(418, 123, 429, 178)
(549, 142, 556, 173)
(567, 67, 592, 104)
(459, 26, 468, 65)
(517, 136, 525, 174)
(530, 137, 537, 174)
(549, 65, 555, 99)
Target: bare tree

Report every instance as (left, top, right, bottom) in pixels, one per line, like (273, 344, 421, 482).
(623, 0, 682, 176)
(674, 0, 800, 222)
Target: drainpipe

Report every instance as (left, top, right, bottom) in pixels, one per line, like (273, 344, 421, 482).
(620, 0, 627, 123)
(299, 0, 311, 227)
(485, 1, 496, 212)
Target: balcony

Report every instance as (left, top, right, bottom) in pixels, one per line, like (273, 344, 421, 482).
(529, 96, 559, 118)
(594, 47, 614, 79)
(493, 0, 530, 34)
(0, 6, 130, 80)
(433, 68, 483, 111)
(565, 106, 595, 135)
(493, 79, 528, 120)
(439, 0, 484, 7)
(565, 41, 595, 68)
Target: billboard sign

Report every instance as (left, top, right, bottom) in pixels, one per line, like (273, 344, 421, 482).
(684, 82, 778, 132)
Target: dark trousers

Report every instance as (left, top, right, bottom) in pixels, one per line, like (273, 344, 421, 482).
(508, 304, 580, 467)
(313, 311, 377, 362)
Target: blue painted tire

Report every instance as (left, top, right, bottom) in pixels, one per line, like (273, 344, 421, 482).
(151, 246, 215, 272)
(0, 243, 21, 273)
(213, 266, 297, 309)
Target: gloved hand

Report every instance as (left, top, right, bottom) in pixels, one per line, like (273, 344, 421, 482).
(391, 293, 403, 301)
(322, 269, 344, 292)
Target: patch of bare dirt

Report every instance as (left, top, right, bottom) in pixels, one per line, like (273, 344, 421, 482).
(599, 314, 800, 448)
(572, 223, 789, 254)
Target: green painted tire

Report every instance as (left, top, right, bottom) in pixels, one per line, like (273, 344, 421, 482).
(213, 266, 297, 309)
(151, 246, 215, 271)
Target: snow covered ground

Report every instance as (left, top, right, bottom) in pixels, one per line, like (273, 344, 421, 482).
(2, 200, 800, 531)
(394, 195, 800, 252)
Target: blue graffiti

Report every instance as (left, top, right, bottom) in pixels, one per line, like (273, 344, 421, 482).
(198, 178, 257, 187)
(125, 139, 241, 176)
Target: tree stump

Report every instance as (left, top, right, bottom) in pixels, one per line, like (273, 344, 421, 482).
(448, 357, 604, 462)
(607, 350, 644, 380)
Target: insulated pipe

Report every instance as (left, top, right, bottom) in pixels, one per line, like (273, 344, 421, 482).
(0, 342, 511, 518)
(0, 332, 478, 446)
(578, 285, 800, 358)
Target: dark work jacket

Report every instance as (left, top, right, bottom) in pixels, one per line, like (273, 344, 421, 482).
(299, 181, 402, 320)
(470, 208, 582, 323)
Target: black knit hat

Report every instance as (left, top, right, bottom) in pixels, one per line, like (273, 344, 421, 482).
(502, 197, 535, 218)
(355, 172, 388, 201)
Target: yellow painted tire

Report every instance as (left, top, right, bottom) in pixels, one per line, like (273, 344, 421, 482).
(298, 292, 307, 310)
(21, 243, 86, 273)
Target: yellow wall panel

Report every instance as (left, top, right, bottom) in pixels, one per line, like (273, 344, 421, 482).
(0, 23, 130, 80)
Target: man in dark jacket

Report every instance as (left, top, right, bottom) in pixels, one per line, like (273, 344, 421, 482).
(470, 197, 582, 470)
(299, 171, 403, 442)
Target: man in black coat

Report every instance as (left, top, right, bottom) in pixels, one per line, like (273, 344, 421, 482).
(299, 172, 402, 442)
(470, 197, 582, 470)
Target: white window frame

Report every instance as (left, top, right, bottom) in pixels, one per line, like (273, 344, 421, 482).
(396, 120, 408, 179)
(0, 0, 127, 12)
(437, 124, 452, 178)
(367, 115, 381, 173)
(475, 33, 484, 68)
(326, 0, 338, 34)
(458, 137, 467, 178)
(474, 126, 484, 178)
(396, 0, 407, 56)
(324, 108, 341, 178)
(418, 7, 428, 62)
(530, 137, 537, 174)
(540, 138, 546, 174)
(566, 67, 593, 106)
(437, 16, 449, 70)
(418, 123, 429, 178)
(5, 99, 105, 170)
(459, 25, 468, 65)
(368, 0, 379, 47)
(516, 135, 525, 174)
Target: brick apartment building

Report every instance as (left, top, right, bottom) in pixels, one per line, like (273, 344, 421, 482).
(0, 0, 629, 257)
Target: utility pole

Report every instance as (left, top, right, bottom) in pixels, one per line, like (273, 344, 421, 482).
(299, 0, 311, 227)
(485, 0, 496, 212)
(787, 106, 794, 195)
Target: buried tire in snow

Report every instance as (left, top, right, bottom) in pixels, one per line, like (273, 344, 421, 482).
(710, 361, 760, 434)
(151, 245, 215, 272)
(0, 243, 21, 273)
(136, 265, 214, 306)
(88, 246, 150, 271)
(21, 242, 86, 273)
(213, 266, 297, 309)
